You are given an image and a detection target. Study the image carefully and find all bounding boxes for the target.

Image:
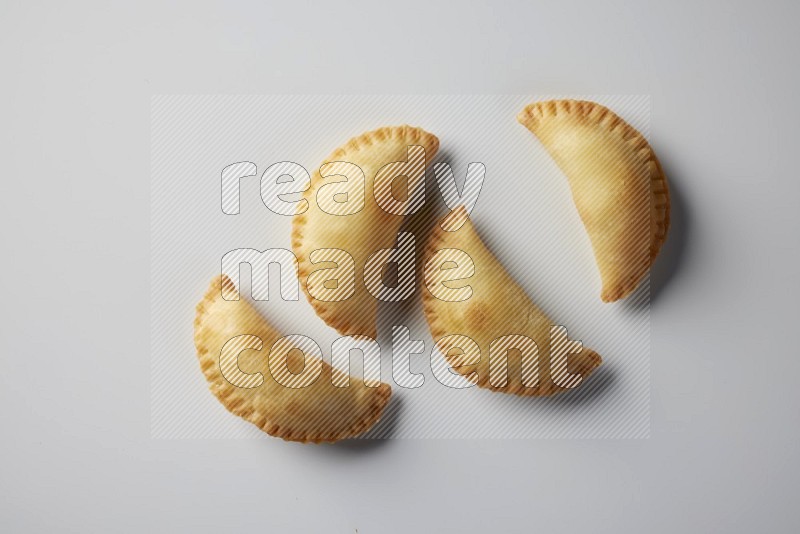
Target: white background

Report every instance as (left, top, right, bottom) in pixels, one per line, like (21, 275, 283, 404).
(1, 1, 798, 532)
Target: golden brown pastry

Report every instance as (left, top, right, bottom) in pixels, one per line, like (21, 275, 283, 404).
(517, 100, 670, 302)
(292, 125, 439, 336)
(422, 208, 602, 396)
(194, 275, 391, 443)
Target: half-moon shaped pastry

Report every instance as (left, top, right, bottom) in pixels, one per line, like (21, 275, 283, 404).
(422, 208, 602, 396)
(517, 100, 670, 302)
(194, 275, 392, 443)
(293, 125, 439, 336)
